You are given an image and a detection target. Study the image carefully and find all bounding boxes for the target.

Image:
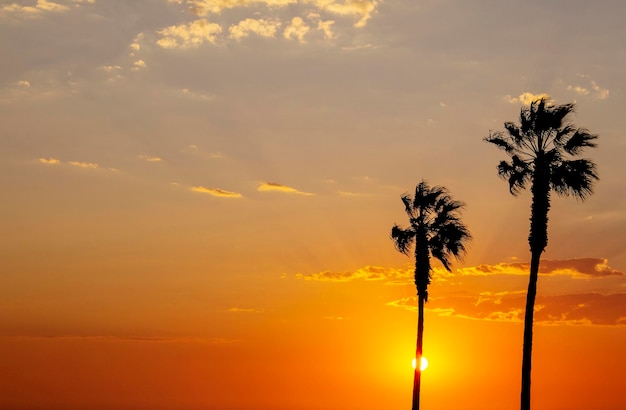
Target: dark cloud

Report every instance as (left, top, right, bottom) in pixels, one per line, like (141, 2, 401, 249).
(388, 292, 626, 326)
(458, 258, 623, 277)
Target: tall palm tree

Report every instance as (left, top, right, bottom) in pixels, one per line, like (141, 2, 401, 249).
(484, 98, 598, 410)
(391, 181, 471, 410)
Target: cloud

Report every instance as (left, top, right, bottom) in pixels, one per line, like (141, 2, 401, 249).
(457, 258, 623, 278)
(181, 88, 214, 101)
(567, 85, 589, 96)
(158, 0, 379, 48)
(257, 182, 314, 196)
(191, 186, 243, 198)
(388, 292, 626, 326)
(297, 265, 412, 282)
(283, 17, 310, 42)
(157, 19, 223, 48)
(228, 307, 264, 313)
(0, 0, 92, 17)
(38, 157, 120, 172)
(316, 19, 334, 39)
(309, 0, 378, 28)
(591, 80, 609, 99)
(299, 259, 626, 325)
(229, 18, 281, 40)
(67, 161, 99, 169)
(138, 155, 162, 162)
(131, 59, 147, 71)
(1, 0, 66, 16)
(504, 92, 551, 105)
(297, 259, 623, 285)
(185, 0, 297, 16)
(39, 157, 61, 165)
(338, 190, 369, 197)
(567, 76, 609, 100)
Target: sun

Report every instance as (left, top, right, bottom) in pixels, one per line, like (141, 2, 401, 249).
(411, 357, 429, 371)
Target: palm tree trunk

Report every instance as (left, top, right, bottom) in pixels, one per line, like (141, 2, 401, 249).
(412, 293, 425, 410)
(522, 164, 550, 410)
(520, 250, 540, 410)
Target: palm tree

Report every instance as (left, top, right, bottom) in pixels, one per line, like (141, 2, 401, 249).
(484, 98, 598, 410)
(391, 181, 471, 410)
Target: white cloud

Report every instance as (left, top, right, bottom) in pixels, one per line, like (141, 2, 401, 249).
(317, 19, 335, 39)
(567, 76, 609, 100)
(591, 80, 609, 100)
(283, 17, 310, 43)
(39, 157, 61, 165)
(567, 85, 589, 96)
(67, 161, 99, 169)
(131, 59, 147, 71)
(228, 18, 281, 40)
(187, 0, 297, 16)
(504, 92, 550, 106)
(157, 19, 223, 49)
(0, 0, 94, 16)
(308, 0, 377, 28)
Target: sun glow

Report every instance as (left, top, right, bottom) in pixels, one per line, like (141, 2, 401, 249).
(411, 357, 429, 371)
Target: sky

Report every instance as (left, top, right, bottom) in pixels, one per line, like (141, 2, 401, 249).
(1, 0, 626, 409)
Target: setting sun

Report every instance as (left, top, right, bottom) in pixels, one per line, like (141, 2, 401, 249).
(411, 357, 429, 371)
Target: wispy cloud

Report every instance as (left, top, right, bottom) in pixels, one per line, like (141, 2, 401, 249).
(39, 157, 121, 172)
(257, 182, 314, 196)
(228, 307, 264, 313)
(504, 92, 550, 105)
(138, 155, 162, 162)
(67, 161, 99, 169)
(296, 265, 412, 282)
(567, 75, 609, 100)
(191, 186, 243, 198)
(39, 157, 61, 165)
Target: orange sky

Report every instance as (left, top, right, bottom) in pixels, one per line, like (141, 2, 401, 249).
(2, 0, 626, 409)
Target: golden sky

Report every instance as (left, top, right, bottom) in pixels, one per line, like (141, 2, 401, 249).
(1, 1, 626, 409)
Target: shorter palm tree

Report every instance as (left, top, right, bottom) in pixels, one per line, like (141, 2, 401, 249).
(391, 181, 471, 410)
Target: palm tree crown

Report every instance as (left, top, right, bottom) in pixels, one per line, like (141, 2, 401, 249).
(391, 181, 471, 300)
(484, 98, 598, 252)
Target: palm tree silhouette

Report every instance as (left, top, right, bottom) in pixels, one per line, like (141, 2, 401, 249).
(484, 98, 598, 410)
(391, 181, 471, 410)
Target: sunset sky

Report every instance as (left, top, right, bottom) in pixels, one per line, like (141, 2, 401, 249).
(1, 1, 626, 409)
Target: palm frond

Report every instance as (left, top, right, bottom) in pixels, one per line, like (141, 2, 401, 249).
(391, 224, 415, 255)
(484, 132, 516, 153)
(551, 159, 598, 199)
(497, 155, 531, 195)
(553, 125, 575, 147)
(400, 193, 413, 218)
(563, 129, 598, 155)
(503, 122, 527, 147)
